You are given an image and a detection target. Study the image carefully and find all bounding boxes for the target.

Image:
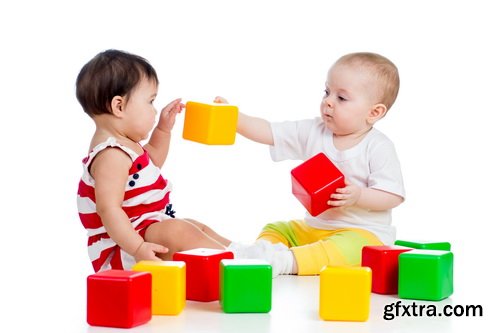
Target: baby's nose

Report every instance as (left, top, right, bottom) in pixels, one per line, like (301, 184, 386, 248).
(324, 98, 334, 109)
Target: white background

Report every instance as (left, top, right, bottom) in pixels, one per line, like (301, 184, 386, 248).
(1, 0, 498, 331)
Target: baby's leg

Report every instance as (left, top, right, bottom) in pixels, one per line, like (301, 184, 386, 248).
(183, 218, 231, 247)
(290, 228, 383, 275)
(257, 220, 301, 247)
(144, 218, 226, 260)
(232, 220, 305, 277)
(252, 221, 383, 277)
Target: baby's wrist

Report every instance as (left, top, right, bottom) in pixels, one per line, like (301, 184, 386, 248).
(132, 240, 145, 257)
(156, 125, 172, 135)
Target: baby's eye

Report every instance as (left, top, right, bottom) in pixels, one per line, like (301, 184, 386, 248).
(338, 95, 347, 102)
(324, 89, 329, 97)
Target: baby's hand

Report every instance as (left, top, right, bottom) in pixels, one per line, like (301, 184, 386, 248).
(327, 179, 361, 208)
(158, 98, 185, 132)
(214, 96, 229, 104)
(133, 241, 169, 262)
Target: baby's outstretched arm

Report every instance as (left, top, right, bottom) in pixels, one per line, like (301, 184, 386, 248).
(145, 98, 185, 168)
(214, 96, 274, 145)
(328, 179, 403, 211)
(91, 148, 169, 261)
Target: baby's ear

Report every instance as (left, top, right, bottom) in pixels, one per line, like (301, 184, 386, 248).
(368, 103, 388, 124)
(110, 95, 125, 117)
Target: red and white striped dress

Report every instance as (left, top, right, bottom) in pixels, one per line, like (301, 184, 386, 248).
(77, 137, 173, 272)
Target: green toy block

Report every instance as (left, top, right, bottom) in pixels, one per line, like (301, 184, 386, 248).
(220, 259, 272, 313)
(398, 250, 453, 301)
(395, 239, 451, 251)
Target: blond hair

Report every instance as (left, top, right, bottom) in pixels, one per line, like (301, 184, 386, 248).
(336, 52, 400, 110)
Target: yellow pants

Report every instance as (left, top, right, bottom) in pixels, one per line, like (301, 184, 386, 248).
(258, 220, 383, 275)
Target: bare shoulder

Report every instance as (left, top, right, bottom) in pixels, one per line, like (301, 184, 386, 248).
(90, 147, 132, 179)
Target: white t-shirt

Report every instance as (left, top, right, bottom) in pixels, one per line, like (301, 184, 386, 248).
(270, 118, 405, 244)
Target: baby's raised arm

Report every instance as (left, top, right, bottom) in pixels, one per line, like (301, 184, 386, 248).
(144, 98, 184, 168)
(214, 96, 274, 145)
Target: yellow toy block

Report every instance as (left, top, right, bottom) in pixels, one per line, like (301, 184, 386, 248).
(182, 101, 238, 145)
(319, 266, 372, 321)
(132, 261, 186, 315)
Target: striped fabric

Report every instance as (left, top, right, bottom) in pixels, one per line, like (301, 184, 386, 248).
(77, 137, 172, 272)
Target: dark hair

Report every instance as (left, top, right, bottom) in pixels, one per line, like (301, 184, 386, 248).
(76, 49, 159, 116)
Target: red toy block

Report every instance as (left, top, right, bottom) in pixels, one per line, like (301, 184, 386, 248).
(291, 152, 345, 216)
(361, 245, 412, 294)
(173, 248, 234, 302)
(87, 269, 152, 328)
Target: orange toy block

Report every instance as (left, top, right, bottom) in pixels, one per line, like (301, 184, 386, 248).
(182, 101, 238, 145)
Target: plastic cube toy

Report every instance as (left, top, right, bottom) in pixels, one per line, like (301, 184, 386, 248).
(361, 245, 412, 294)
(319, 266, 372, 321)
(132, 261, 186, 315)
(173, 248, 234, 302)
(182, 101, 239, 145)
(395, 239, 451, 251)
(87, 270, 152, 328)
(399, 250, 454, 301)
(291, 152, 345, 216)
(220, 259, 272, 313)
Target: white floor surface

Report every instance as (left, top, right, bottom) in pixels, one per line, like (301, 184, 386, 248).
(32, 274, 491, 333)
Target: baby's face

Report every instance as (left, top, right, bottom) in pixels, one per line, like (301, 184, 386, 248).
(320, 63, 380, 136)
(122, 78, 158, 141)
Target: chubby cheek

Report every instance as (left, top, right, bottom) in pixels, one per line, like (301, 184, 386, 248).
(149, 117, 156, 131)
(149, 109, 157, 124)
